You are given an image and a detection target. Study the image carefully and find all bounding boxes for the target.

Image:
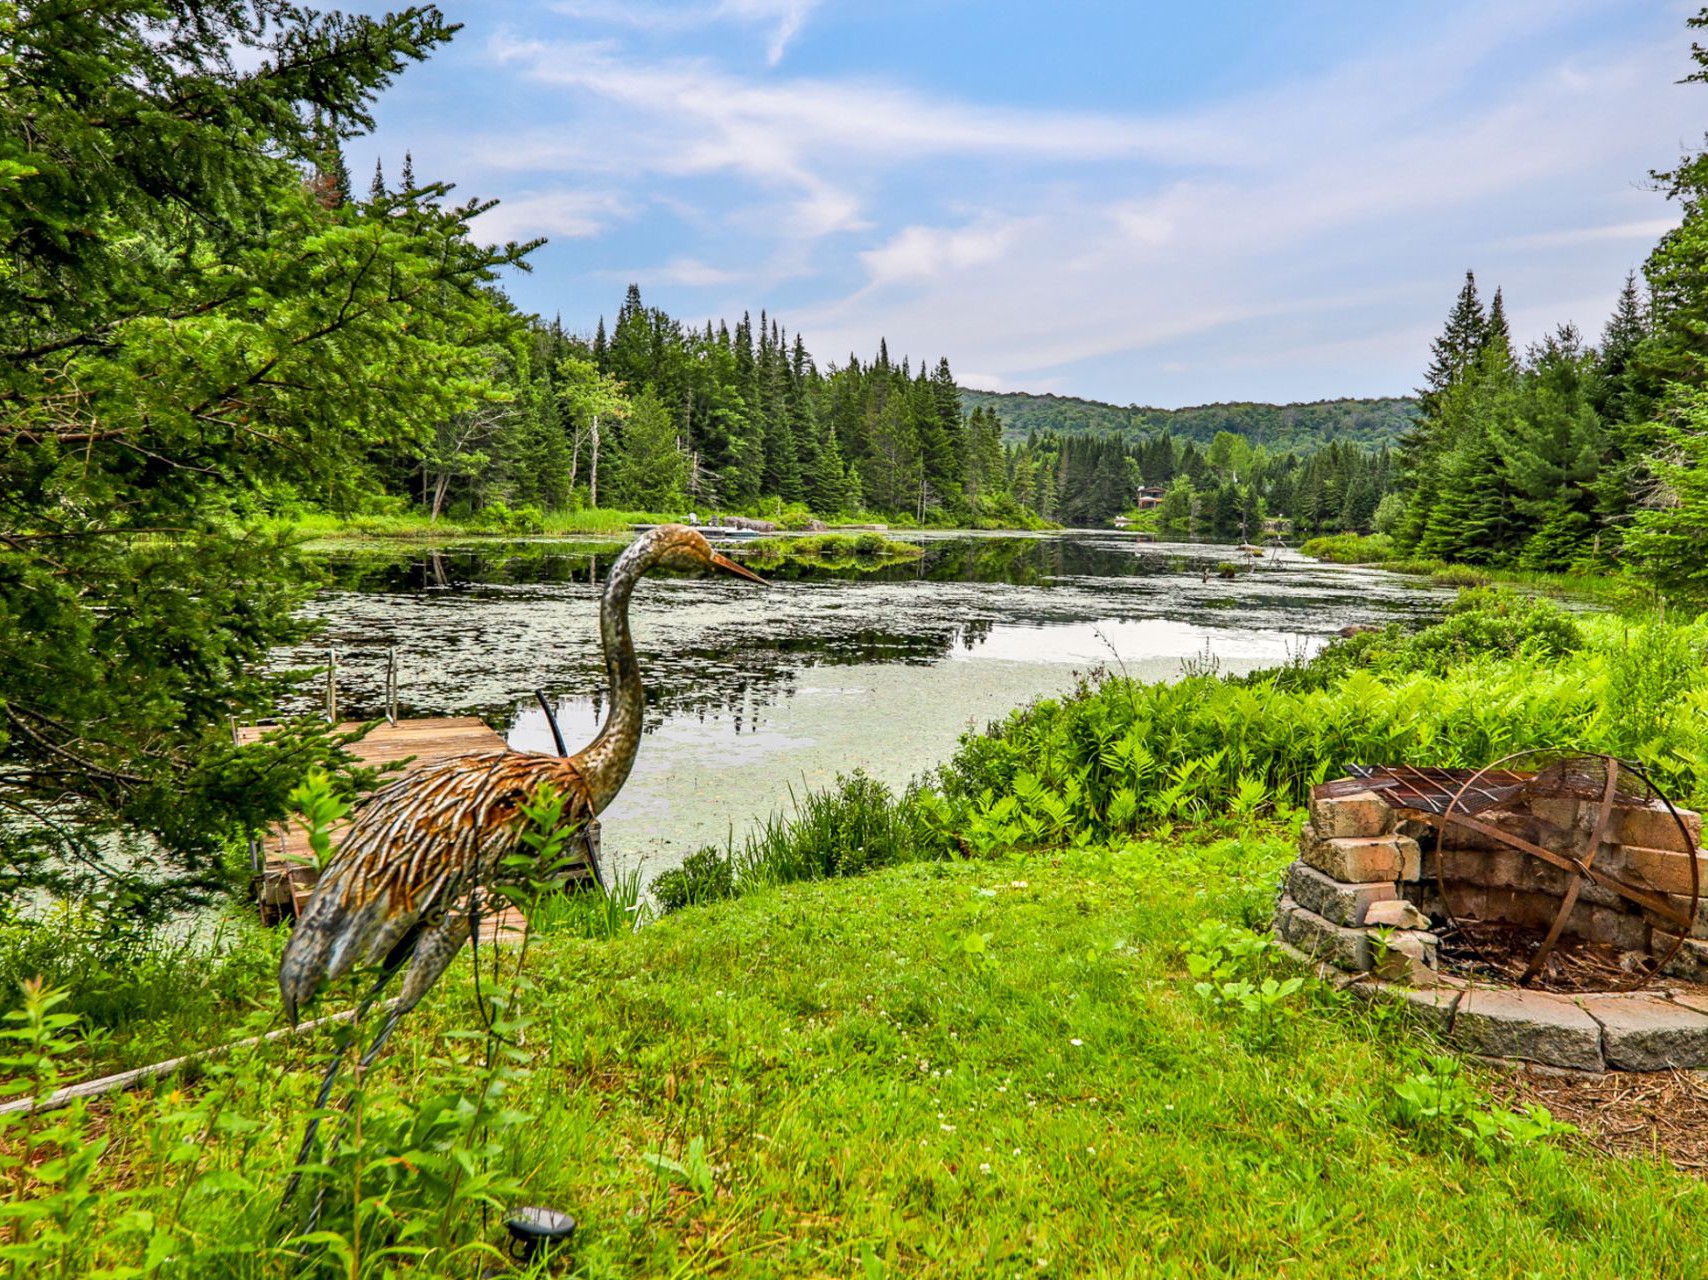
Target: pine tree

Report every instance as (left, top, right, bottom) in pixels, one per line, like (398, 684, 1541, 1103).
(1496, 326, 1603, 569)
(1396, 272, 1492, 551)
(1626, 389, 1708, 589)
(0, 1, 527, 905)
(608, 385, 688, 509)
(1483, 287, 1514, 370)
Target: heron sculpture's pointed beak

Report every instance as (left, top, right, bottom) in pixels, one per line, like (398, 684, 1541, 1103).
(709, 549, 768, 585)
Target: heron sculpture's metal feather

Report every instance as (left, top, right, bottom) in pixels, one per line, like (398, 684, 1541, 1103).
(278, 750, 598, 1024)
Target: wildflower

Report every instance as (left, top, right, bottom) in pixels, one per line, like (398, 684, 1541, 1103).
(1070, 1038, 1083, 1047)
(940, 1123, 956, 1133)
(979, 1162, 992, 1174)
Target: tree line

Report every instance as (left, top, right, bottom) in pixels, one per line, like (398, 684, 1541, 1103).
(959, 388, 1417, 452)
(1382, 7, 1708, 591)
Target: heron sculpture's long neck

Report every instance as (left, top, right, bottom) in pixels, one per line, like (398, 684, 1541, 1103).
(573, 536, 656, 813)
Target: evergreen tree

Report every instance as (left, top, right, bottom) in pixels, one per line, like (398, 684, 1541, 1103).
(1626, 388, 1708, 589)
(1483, 287, 1514, 369)
(608, 385, 688, 509)
(0, 1, 532, 905)
(1497, 327, 1604, 569)
(1418, 271, 1488, 419)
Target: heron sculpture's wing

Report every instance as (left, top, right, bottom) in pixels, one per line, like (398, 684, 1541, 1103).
(279, 750, 594, 1021)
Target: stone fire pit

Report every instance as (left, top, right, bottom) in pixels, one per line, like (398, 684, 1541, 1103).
(1274, 768, 1708, 1072)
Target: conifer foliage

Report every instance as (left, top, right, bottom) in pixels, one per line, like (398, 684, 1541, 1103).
(1380, 6, 1708, 585)
(0, 3, 535, 906)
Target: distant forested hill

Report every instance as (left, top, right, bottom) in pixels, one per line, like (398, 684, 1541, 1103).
(959, 389, 1417, 451)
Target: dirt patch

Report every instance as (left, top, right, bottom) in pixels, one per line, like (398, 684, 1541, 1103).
(1505, 1067, 1708, 1170)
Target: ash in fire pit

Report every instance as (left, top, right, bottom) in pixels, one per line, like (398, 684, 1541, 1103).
(1274, 756, 1708, 1072)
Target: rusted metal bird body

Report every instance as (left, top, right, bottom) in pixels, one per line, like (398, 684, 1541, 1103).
(278, 523, 764, 1027)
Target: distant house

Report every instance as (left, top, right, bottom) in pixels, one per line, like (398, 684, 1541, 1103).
(1135, 485, 1166, 509)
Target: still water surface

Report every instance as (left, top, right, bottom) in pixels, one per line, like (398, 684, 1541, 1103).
(297, 532, 1448, 882)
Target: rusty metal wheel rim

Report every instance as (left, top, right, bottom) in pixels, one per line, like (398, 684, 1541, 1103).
(1434, 750, 1700, 994)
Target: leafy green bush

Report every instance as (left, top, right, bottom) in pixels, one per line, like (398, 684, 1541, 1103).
(1299, 532, 1397, 563)
(652, 846, 736, 913)
(1297, 589, 1583, 687)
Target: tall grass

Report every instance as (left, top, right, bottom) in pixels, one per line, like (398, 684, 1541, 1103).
(0, 905, 284, 1071)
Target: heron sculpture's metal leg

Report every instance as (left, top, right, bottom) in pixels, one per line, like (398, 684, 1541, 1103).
(280, 968, 397, 1213)
(299, 1005, 409, 1233)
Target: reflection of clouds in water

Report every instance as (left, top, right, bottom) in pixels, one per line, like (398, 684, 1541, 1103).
(290, 535, 1445, 730)
(950, 617, 1325, 666)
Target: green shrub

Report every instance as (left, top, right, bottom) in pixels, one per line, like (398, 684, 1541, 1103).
(1430, 564, 1493, 588)
(652, 846, 736, 914)
(1299, 533, 1397, 563)
(734, 772, 949, 889)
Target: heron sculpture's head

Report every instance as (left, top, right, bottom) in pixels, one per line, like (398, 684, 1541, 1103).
(649, 524, 768, 584)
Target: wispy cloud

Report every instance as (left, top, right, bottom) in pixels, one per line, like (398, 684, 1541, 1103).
(472, 189, 628, 241)
(437, 0, 1698, 402)
(549, 0, 820, 66)
(599, 256, 745, 286)
(1497, 217, 1678, 250)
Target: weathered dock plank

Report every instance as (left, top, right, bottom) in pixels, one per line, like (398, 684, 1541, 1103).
(240, 717, 527, 941)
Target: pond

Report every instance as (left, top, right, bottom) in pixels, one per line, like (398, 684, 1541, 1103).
(293, 531, 1451, 883)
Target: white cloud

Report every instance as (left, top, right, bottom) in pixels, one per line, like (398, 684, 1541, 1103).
(550, 0, 820, 66)
(860, 220, 1025, 287)
(472, 190, 628, 241)
(605, 256, 744, 286)
(467, 1, 1698, 402)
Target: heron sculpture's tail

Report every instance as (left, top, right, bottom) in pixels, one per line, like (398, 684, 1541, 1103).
(279, 865, 475, 1025)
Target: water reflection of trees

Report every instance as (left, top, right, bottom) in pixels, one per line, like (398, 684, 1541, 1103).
(314, 533, 1244, 596)
(291, 535, 1257, 731)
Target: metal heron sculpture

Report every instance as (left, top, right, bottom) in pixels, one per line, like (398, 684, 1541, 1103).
(277, 524, 763, 1203)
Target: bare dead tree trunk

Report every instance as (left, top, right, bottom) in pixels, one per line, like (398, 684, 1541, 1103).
(590, 413, 600, 508)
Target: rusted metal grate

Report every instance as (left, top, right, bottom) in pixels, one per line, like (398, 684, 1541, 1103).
(1325, 763, 1531, 817)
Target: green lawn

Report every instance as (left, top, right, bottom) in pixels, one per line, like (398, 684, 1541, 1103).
(25, 832, 1704, 1277)
(507, 841, 1706, 1277)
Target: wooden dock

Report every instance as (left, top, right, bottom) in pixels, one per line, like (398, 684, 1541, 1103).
(238, 716, 528, 943)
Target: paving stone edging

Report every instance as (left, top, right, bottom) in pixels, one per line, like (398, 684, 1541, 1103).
(1276, 937, 1708, 1072)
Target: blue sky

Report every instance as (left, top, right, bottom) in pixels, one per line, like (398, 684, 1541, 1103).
(348, 1, 1704, 407)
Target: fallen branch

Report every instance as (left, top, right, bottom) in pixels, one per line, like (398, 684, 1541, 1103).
(0, 1004, 383, 1118)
